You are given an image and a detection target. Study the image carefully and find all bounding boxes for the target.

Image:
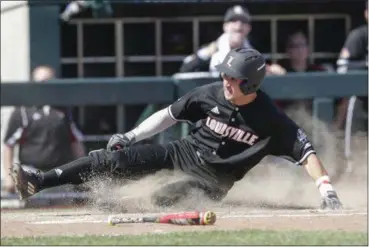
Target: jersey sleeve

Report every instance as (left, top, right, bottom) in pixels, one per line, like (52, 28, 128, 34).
(342, 28, 366, 60)
(269, 110, 316, 165)
(3, 108, 27, 147)
(168, 88, 205, 123)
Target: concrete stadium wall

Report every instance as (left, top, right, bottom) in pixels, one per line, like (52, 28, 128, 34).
(1, 1, 30, 81)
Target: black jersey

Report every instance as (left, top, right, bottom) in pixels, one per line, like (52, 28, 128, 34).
(168, 82, 315, 177)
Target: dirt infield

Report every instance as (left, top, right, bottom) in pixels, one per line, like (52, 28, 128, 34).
(2, 142, 367, 238)
(1, 208, 367, 238)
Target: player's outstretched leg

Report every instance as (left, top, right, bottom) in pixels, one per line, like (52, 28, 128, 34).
(10, 144, 174, 200)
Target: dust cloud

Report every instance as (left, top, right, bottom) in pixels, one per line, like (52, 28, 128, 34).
(86, 106, 367, 213)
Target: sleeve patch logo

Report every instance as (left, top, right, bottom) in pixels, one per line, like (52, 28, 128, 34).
(297, 129, 308, 143)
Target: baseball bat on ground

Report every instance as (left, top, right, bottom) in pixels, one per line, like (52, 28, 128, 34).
(108, 211, 216, 226)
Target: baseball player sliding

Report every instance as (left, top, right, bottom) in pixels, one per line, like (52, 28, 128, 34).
(11, 48, 342, 210)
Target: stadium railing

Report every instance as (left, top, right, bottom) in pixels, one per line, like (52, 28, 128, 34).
(2, 71, 367, 143)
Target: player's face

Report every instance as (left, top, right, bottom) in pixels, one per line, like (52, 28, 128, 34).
(221, 73, 244, 100)
(223, 20, 251, 38)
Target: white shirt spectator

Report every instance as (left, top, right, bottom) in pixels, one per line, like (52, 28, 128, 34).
(209, 32, 252, 73)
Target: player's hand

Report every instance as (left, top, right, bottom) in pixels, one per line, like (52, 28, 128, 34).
(320, 191, 343, 210)
(106, 133, 135, 151)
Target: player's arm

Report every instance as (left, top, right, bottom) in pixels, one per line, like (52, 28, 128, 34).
(300, 153, 343, 210)
(270, 112, 342, 210)
(106, 107, 177, 150)
(127, 107, 177, 143)
(106, 88, 204, 150)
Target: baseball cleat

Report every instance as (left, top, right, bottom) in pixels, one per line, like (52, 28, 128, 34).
(10, 163, 42, 200)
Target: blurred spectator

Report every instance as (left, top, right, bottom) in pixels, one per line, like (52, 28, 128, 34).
(209, 32, 245, 72)
(60, 0, 88, 22)
(2, 65, 86, 193)
(334, 1, 368, 130)
(194, 5, 285, 75)
(275, 31, 328, 111)
(336, 1, 368, 74)
(179, 5, 253, 73)
(60, 0, 113, 22)
(279, 31, 327, 73)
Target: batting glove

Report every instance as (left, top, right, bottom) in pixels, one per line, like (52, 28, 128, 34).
(320, 190, 343, 210)
(106, 132, 135, 151)
(316, 175, 342, 210)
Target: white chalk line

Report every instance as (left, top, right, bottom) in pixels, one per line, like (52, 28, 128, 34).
(31, 219, 106, 225)
(223, 212, 367, 219)
(217, 208, 367, 213)
(29, 211, 367, 225)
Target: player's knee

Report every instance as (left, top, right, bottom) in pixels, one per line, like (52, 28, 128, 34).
(88, 149, 121, 172)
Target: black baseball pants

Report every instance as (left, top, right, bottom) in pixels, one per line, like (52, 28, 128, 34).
(106, 138, 232, 206)
(42, 138, 234, 206)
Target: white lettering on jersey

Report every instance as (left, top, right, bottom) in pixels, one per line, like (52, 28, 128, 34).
(205, 117, 259, 145)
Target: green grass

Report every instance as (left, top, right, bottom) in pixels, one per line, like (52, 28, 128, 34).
(1, 229, 367, 245)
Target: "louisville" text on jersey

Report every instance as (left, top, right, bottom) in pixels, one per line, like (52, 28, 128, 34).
(205, 117, 259, 145)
